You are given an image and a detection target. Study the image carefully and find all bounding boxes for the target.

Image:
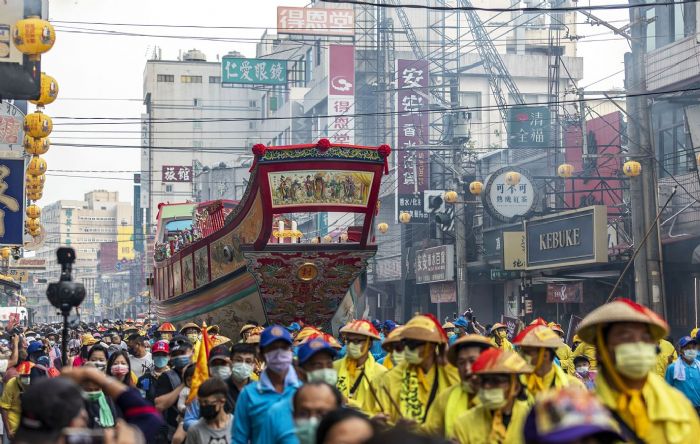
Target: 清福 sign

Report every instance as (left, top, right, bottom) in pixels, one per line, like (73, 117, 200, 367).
(546, 281, 583, 303)
(415, 245, 454, 284)
(525, 205, 608, 270)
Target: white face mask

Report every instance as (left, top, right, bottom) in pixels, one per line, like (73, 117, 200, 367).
(392, 350, 406, 366)
(576, 366, 590, 375)
(614, 342, 657, 380)
(307, 368, 338, 386)
(684, 349, 698, 361)
(404, 346, 423, 365)
(478, 387, 507, 410)
(231, 362, 253, 382)
(346, 342, 365, 360)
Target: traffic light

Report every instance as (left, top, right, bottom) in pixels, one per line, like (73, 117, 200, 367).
(434, 207, 454, 232)
(428, 195, 443, 212)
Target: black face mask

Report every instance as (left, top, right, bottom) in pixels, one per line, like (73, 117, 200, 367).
(200, 404, 219, 420)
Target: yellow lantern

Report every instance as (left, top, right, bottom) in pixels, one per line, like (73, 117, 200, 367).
(26, 204, 41, 219)
(322, 234, 333, 243)
(27, 156, 47, 176)
(0, 247, 10, 260)
(25, 218, 40, 231)
(623, 160, 642, 177)
(29, 73, 59, 106)
(557, 163, 574, 178)
(12, 17, 56, 59)
(26, 175, 45, 188)
(444, 190, 458, 204)
(469, 181, 483, 195)
(23, 135, 50, 155)
(399, 211, 412, 224)
(23, 111, 52, 138)
(505, 171, 521, 186)
(377, 222, 389, 234)
(28, 192, 42, 201)
(29, 226, 41, 237)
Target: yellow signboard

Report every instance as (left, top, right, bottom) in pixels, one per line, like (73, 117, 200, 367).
(503, 232, 527, 271)
(6, 269, 29, 283)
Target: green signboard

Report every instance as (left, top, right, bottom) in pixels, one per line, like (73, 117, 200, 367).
(507, 105, 551, 149)
(490, 269, 520, 281)
(221, 57, 287, 85)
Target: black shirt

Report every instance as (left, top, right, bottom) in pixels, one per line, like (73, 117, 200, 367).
(154, 369, 181, 428)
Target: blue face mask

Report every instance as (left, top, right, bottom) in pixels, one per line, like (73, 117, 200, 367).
(153, 356, 169, 369)
(171, 355, 191, 368)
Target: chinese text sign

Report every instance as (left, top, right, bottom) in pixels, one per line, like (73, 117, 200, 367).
(327, 45, 355, 145)
(161, 165, 193, 183)
(221, 57, 287, 86)
(397, 59, 430, 223)
(277, 7, 355, 36)
(0, 158, 24, 245)
(507, 106, 551, 149)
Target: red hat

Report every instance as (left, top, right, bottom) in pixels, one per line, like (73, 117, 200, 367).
(152, 340, 170, 354)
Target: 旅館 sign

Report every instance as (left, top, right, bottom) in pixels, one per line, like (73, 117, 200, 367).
(525, 205, 608, 270)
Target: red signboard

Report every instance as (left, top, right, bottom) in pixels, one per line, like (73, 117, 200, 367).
(546, 281, 584, 303)
(99, 242, 118, 273)
(327, 45, 355, 144)
(564, 112, 624, 215)
(162, 165, 193, 183)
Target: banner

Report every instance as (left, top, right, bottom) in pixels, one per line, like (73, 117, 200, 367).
(396, 59, 430, 223)
(327, 45, 354, 144)
(277, 7, 354, 36)
(0, 157, 24, 245)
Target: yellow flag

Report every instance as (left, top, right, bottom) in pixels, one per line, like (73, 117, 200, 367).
(187, 323, 212, 403)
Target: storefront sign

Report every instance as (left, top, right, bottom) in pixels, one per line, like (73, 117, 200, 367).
(483, 167, 537, 222)
(415, 245, 454, 284)
(0, 157, 24, 246)
(10, 258, 45, 269)
(430, 282, 456, 303)
(327, 45, 355, 145)
(490, 269, 520, 281)
(546, 281, 583, 303)
(221, 57, 287, 85)
(503, 232, 527, 271)
(525, 205, 608, 270)
(507, 105, 552, 149)
(162, 165, 192, 183)
(396, 59, 430, 223)
(501, 315, 521, 340)
(0, 102, 24, 151)
(277, 6, 355, 36)
(375, 257, 401, 282)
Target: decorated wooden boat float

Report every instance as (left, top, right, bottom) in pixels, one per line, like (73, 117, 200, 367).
(152, 140, 391, 336)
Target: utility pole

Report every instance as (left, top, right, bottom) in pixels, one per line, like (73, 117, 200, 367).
(626, 1, 665, 313)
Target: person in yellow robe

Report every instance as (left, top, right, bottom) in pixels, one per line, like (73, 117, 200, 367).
(377, 314, 458, 425)
(423, 334, 493, 439)
(575, 298, 700, 443)
(490, 323, 514, 351)
(655, 337, 677, 377)
(570, 333, 597, 372)
(512, 322, 583, 397)
(548, 322, 573, 374)
(452, 348, 534, 444)
(333, 319, 387, 414)
(380, 326, 405, 370)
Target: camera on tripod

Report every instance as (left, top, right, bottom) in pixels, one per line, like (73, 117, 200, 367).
(46, 247, 86, 316)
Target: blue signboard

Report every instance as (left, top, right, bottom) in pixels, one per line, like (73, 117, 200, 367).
(0, 157, 24, 245)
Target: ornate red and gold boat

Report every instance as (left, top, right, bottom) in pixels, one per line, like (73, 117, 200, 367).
(152, 140, 391, 337)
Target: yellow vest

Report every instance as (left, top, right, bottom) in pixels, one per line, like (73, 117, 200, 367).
(522, 363, 584, 397)
(422, 383, 479, 438)
(491, 337, 514, 351)
(555, 343, 573, 374)
(595, 371, 700, 443)
(334, 354, 387, 415)
(452, 399, 530, 444)
(377, 362, 459, 424)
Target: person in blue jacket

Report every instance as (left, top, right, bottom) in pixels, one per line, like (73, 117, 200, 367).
(665, 336, 700, 411)
(232, 325, 302, 444)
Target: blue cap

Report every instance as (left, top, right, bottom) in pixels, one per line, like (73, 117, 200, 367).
(260, 325, 293, 348)
(454, 317, 469, 328)
(286, 322, 301, 333)
(27, 341, 44, 355)
(298, 338, 336, 365)
(679, 336, 696, 348)
(383, 320, 397, 332)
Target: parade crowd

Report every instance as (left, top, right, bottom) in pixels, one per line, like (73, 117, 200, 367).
(0, 298, 699, 443)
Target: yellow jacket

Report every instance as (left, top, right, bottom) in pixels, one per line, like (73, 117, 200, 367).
(555, 343, 573, 374)
(571, 340, 597, 371)
(491, 337, 514, 351)
(452, 399, 530, 444)
(334, 354, 387, 415)
(655, 339, 677, 378)
(596, 371, 700, 443)
(521, 363, 584, 397)
(422, 383, 479, 439)
(377, 362, 459, 424)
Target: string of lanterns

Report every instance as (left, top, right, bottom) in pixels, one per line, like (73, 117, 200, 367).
(14, 16, 56, 240)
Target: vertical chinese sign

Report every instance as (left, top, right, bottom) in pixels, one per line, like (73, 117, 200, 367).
(0, 158, 24, 246)
(507, 106, 551, 149)
(396, 59, 430, 223)
(327, 45, 355, 145)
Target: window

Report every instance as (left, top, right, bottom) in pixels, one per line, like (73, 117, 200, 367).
(305, 48, 313, 83)
(460, 92, 482, 121)
(157, 74, 174, 82)
(249, 100, 257, 108)
(315, 40, 322, 66)
(193, 98, 201, 107)
(654, 103, 691, 177)
(165, 185, 173, 193)
(209, 76, 221, 83)
(181, 75, 202, 83)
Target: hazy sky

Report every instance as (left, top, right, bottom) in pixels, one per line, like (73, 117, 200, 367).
(40, 0, 629, 205)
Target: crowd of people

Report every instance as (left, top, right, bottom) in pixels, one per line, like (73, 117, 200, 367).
(0, 297, 699, 443)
